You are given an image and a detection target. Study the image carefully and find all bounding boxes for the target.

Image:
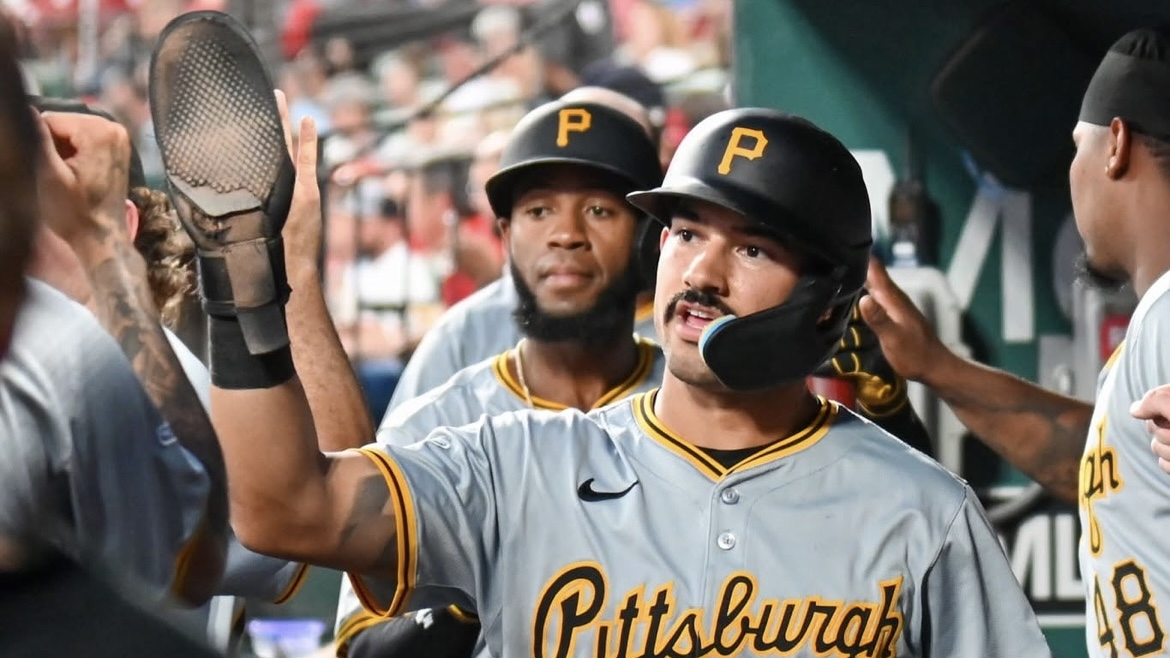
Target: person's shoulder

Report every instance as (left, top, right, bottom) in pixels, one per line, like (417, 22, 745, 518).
(480, 404, 610, 446)
(380, 356, 501, 429)
(19, 278, 89, 328)
(14, 279, 132, 376)
(1129, 270, 1170, 332)
(829, 408, 969, 497)
(426, 276, 513, 333)
(462, 276, 516, 311)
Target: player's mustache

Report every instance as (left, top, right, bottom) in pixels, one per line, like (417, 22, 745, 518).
(663, 289, 736, 324)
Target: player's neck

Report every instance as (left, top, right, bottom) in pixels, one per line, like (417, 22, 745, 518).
(655, 375, 822, 451)
(513, 333, 641, 411)
(1131, 237, 1170, 299)
(1122, 181, 1170, 298)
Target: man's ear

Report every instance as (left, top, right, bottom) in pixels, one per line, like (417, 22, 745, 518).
(124, 199, 139, 242)
(1107, 117, 1132, 179)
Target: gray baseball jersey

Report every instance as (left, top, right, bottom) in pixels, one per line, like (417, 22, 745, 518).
(0, 279, 209, 597)
(344, 392, 1051, 657)
(1080, 270, 1170, 658)
(336, 337, 665, 653)
(387, 277, 519, 412)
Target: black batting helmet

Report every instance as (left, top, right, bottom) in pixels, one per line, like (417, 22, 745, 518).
(627, 108, 873, 390)
(484, 99, 662, 220)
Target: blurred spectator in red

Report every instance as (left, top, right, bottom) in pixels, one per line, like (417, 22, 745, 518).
(281, 0, 321, 60)
(405, 151, 503, 308)
(451, 129, 509, 294)
(335, 185, 438, 361)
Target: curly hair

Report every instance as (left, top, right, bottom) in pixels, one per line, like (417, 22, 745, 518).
(128, 187, 195, 327)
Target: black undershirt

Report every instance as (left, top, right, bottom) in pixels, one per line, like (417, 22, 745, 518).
(698, 444, 774, 469)
(694, 404, 937, 469)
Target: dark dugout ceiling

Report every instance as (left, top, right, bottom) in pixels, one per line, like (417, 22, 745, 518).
(779, 0, 1170, 187)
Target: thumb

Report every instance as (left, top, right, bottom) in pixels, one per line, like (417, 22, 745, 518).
(863, 256, 900, 302)
(275, 90, 293, 160)
(1131, 386, 1170, 427)
(858, 292, 890, 330)
(34, 114, 73, 183)
(862, 256, 920, 325)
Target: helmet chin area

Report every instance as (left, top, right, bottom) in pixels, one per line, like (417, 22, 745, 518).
(698, 277, 854, 391)
(698, 314, 737, 355)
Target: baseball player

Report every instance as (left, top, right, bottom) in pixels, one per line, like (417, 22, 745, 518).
(0, 22, 222, 658)
(182, 84, 1051, 657)
(384, 86, 663, 411)
(27, 97, 313, 650)
(334, 98, 666, 657)
(857, 26, 1170, 657)
(0, 103, 225, 605)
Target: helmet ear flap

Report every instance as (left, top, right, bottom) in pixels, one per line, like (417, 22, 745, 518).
(818, 289, 859, 335)
(698, 276, 855, 390)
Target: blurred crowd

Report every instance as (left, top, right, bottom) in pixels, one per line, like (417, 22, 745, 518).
(7, 0, 731, 416)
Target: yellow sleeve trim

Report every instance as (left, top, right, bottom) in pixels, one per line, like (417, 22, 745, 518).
(635, 299, 655, 323)
(170, 515, 208, 598)
(347, 447, 418, 619)
(333, 605, 478, 658)
(271, 563, 310, 604)
(447, 604, 479, 624)
(334, 610, 387, 657)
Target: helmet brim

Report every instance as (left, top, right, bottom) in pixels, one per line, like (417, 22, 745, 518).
(627, 176, 748, 227)
(485, 158, 648, 220)
(627, 177, 854, 273)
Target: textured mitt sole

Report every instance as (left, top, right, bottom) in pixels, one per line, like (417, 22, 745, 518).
(149, 11, 293, 228)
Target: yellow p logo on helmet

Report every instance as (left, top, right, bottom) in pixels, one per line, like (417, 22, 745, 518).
(718, 127, 768, 174)
(556, 108, 592, 147)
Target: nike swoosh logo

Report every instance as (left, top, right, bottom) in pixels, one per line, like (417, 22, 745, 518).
(577, 478, 639, 502)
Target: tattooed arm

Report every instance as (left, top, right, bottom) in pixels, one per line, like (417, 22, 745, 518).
(36, 111, 228, 603)
(863, 258, 1090, 502)
(916, 356, 1090, 502)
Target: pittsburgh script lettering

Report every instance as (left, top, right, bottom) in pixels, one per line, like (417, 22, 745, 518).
(532, 563, 904, 658)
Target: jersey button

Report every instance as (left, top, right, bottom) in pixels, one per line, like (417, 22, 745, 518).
(717, 531, 737, 550)
(720, 489, 740, 505)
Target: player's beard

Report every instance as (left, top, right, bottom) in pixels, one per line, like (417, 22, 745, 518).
(511, 261, 640, 347)
(1074, 252, 1128, 292)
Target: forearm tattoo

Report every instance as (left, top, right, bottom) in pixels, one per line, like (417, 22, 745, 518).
(85, 230, 228, 532)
